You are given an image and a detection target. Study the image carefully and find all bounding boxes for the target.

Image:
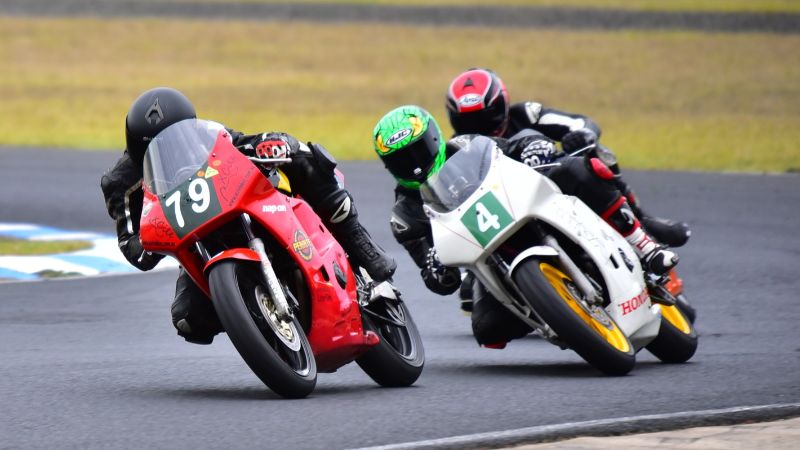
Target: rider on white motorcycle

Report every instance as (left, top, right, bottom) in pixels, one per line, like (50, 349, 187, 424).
(373, 105, 678, 347)
(101, 87, 396, 345)
(446, 68, 691, 249)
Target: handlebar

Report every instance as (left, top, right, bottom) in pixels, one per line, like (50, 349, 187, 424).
(248, 156, 293, 165)
(567, 143, 598, 157)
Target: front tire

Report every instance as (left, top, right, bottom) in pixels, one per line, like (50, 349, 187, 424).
(646, 304, 698, 363)
(513, 258, 636, 376)
(356, 299, 425, 387)
(209, 261, 317, 398)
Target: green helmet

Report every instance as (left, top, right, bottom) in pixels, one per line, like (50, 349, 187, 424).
(373, 105, 446, 190)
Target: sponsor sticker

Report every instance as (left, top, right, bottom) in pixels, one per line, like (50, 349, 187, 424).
(385, 128, 413, 146)
(458, 94, 482, 108)
(291, 230, 313, 261)
(620, 290, 649, 315)
(204, 167, 219, 178)
(262, 204, 287, 214)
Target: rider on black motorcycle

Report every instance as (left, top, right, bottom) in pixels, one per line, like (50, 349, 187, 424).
(373, 105, 679, 348)
(446, 68, 691, 249)
(101, 87, 396, 345)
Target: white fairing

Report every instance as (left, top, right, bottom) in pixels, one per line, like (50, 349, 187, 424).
(423, 141, 660, 349)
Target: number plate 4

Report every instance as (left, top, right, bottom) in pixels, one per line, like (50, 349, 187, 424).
(460, 191, 513, 247)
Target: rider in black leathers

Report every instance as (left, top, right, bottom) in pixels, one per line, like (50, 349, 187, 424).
(446, 68, 691, 249)
(101, 87, 395, 345)
(373, 105, 678, 348)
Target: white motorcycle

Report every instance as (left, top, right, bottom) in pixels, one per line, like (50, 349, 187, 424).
(420, 136, 697, 375)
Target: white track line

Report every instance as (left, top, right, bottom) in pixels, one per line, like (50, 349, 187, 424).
(352, 403, 800, 450)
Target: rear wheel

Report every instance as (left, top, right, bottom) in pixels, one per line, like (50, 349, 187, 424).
(675, 293, 697, 324)
(646, 304, 698, 363)
(356, 298, 425, 387)
(513, 258, 635, 376)
(209, 261, 317, 398)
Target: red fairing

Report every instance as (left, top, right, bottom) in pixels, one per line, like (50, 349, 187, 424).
(665, 268, 684, 297)
(139, 128, 376, 373)
(447, 68, 508, 113)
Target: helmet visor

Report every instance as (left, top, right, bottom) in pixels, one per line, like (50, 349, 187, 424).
(381, 125, 442, 183)
(452, 106, 506, 136)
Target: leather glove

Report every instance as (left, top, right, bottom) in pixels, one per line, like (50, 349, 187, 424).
(253, 132, 302, 159)
(561, 128, 598, 154)
(123, 234, 163, 271)
(518, 136, 558, 167)
(421, 248, 461, 295)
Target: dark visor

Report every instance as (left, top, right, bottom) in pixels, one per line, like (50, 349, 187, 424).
(452, 107, 505, 136)
(381, 126, 441, 182)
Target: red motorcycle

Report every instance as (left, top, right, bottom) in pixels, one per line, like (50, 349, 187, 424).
(139, 119, 424, 398)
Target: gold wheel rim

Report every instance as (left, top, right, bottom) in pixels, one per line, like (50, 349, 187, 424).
(661, 304, 692, 334)
(540, 263, 631, 353)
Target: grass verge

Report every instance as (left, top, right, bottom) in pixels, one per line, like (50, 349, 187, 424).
(1, 17, 798, 172)
(0, 237, 92, 255)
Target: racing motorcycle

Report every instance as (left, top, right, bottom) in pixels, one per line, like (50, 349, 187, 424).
(420, 136, 697, 375)
(139, 118, 424, 398)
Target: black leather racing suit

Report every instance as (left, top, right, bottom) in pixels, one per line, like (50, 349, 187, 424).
(503, 102, 689, 246)
(101, 128, 378, 344)
(507, 101, 602, 143)
(391, 132, 634, 346)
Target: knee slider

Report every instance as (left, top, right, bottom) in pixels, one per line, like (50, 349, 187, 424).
(587, 157, 616, 181)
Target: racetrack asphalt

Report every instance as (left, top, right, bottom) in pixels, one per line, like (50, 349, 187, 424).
(1, 0, 799, 34)
(1, 146, 799, 449)
(2, 3, 799, 449)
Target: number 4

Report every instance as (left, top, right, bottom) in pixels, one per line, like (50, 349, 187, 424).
(475, 202, 500, 233)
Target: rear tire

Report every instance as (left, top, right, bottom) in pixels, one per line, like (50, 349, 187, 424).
(356, 299, 424, 387)
(513, 258, 635, 376)
(209, 261, 317, 398)
(646, 304, 698, 363)
(675, 293, 697, 324)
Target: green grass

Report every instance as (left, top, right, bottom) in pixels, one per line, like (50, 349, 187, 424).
(1, 17, 798, 172)
(0, 237, 92, 255)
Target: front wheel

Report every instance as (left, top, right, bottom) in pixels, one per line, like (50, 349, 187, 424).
(356, 298, 425, 387)
(209, 261, 317, 398)
(513, 258, 635, 376)
(646, 304, 698, 363)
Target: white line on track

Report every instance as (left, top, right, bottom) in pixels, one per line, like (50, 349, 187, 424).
(352, 403, 800, 450)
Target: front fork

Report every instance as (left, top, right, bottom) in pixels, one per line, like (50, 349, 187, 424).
(241, 213, 293, 321)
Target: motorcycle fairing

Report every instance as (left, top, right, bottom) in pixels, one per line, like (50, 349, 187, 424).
(140, 126, 376, 371)
(426, 148, 660, 346)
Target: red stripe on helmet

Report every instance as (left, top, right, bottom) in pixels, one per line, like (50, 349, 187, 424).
(448, 69, 493, 113)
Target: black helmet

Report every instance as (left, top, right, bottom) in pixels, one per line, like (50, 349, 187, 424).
(125, 87, 196, 164)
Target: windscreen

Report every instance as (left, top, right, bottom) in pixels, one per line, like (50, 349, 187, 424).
(420, 136, 496, 213)
(143, 119, 225, 195)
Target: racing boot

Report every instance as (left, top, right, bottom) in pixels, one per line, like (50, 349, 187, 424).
(625, 226, 679, 276)
(602, 197, 679, 276)
(459, 271, 475, 315)
(640, 215, 691, 247)
(324, 192, 396, 282)
(171, 268, 224, 345)
(621, 186, 691, 247)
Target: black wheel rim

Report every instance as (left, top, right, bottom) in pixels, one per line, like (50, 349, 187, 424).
(365, 300, 418, 361)
(237, 266, 312, 377)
